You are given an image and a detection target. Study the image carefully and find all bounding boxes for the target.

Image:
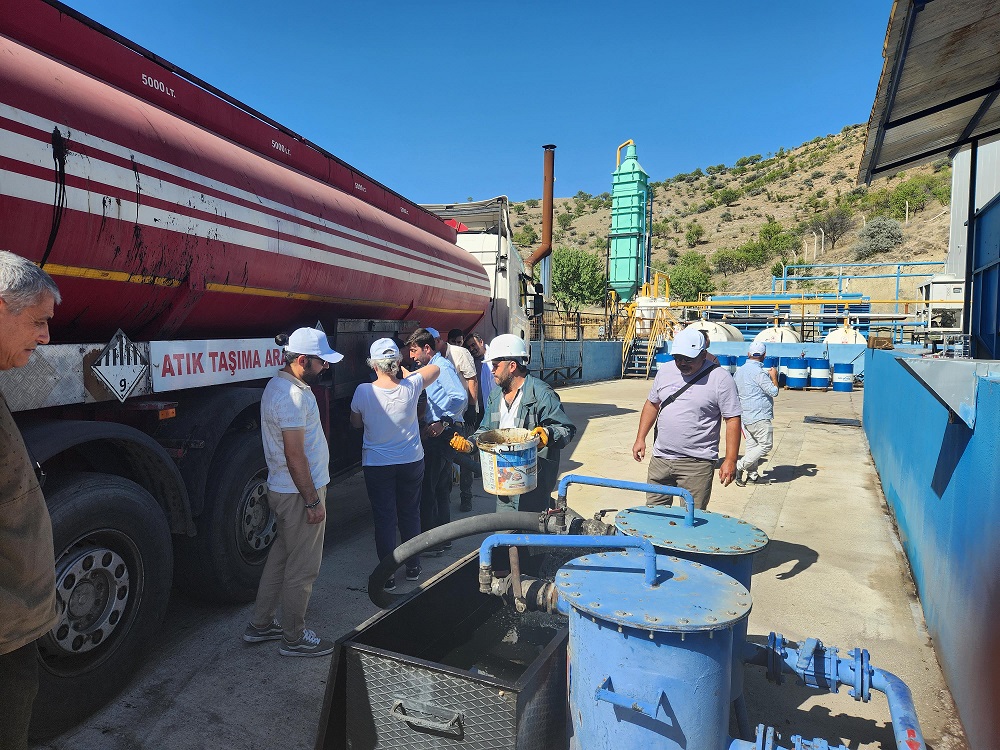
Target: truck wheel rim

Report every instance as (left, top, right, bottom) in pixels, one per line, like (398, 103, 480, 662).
(239, 470, 276, 563)
(43, 540, 131, 658)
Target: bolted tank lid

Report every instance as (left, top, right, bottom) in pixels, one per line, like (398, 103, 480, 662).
(615, 506, 768, 557)
(557, 550, 751, 632)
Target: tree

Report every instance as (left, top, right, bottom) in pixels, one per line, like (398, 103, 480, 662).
(685, 221, 705, 247)
(810, 206, 854, 250)
(669, 252, 715, 301)
(550, 247, 606, 314)
(853, 216, 903, 260)
(557, 212, 574, 231)
(712, 248, 748, 276)
(513, 223, 537, 247)
(716, 187, 742, 206)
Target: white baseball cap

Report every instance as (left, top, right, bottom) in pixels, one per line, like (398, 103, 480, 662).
(369, 337, 400, 359)
(286, 327, 344, 363)
(671, 327, 707, 358)
(748, 342, 767, 357)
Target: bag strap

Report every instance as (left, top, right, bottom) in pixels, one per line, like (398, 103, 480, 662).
(657, 363, 719, 415)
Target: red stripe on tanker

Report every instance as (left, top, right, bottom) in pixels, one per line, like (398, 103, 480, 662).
(0, 30, 491, 341)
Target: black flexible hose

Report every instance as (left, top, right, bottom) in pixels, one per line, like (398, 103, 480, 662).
(368, 511, 543, 608)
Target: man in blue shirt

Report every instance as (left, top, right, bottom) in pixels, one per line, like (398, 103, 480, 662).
(406, 328, 467, 537)
(732, 341, 779, 486)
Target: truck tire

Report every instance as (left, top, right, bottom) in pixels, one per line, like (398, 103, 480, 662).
(31, 472, 173, 740)
(174, 431, 274, 603)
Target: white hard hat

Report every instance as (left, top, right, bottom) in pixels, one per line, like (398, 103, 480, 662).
(485, 334, 529, 365)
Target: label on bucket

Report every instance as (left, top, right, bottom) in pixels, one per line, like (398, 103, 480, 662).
(481, 444, 538, 496)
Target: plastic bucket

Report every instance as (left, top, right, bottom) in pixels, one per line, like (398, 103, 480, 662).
(832, 362, 854, 392)
(477, 428, 540, 496)
(786, 358, 809, 389)
(808, 358, 831, 389)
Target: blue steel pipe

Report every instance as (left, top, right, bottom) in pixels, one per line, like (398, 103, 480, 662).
(478, 533, 659, 588)
(742, 635, 927, 750)
(557, 474, 695, 527)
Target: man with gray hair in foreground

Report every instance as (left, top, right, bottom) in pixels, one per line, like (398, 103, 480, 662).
(0, 251, 60, 750)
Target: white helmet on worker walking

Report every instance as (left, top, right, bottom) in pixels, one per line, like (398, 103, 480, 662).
(486, 334, 529, 365)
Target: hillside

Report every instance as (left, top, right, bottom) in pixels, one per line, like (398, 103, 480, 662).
(510, 125, 952, 304)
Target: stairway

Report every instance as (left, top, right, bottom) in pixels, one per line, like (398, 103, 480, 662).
(623, 337, 653, 378)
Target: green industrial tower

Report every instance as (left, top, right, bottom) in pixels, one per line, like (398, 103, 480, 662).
(608, 140, 650, 302)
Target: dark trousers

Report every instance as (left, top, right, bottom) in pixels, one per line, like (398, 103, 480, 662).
(363, 459, 424, 569)
(457, 421, 476, 504)
(0, 642, 39, 750)
(421, 436, 453, 532)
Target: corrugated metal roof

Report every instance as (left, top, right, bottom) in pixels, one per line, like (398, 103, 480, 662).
(859, 0, 1000, 184)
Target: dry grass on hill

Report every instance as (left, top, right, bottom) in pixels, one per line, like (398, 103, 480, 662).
(510, 125, 952, 300)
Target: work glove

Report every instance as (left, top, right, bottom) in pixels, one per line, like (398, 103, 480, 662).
(449, 433, 474, 453)
(530, 426, 550, 448)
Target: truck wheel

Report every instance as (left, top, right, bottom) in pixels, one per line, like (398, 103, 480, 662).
(174, 431, 274, 603)
(31, 472, 173, 740)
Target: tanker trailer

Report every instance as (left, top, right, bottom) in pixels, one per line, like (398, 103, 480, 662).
(0, 0, 498, 737)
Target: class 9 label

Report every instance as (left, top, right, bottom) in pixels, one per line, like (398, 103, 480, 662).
(141, 73, 176, 98)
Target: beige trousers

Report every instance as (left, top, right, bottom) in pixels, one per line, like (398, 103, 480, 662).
(645, 455, 715, 510)
(251, 486, 327, 641)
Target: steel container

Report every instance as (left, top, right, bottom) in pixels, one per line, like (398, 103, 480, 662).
(319, 554, 567, 749)
(832, 362, 854, 392)
(786, 358, 809, 389)
(560, 550, 751, 750)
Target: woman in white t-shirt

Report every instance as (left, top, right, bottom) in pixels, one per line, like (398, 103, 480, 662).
(350, 338, 439, 592)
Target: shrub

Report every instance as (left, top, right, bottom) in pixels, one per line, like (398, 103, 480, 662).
(721, 211, 734, 222)
(770, 260, 786, 278)
(512, 203, 525, 214)
(557, 213, 573, 231)
(735, 154, 762, 168)
(716, 187, 742, 206)
(525, 198, 539, 208)
(685, 221, 705, 247)
(853, 216, 903, 260)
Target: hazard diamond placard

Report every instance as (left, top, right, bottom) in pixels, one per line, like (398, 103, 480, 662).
(92, 330, 148, 403)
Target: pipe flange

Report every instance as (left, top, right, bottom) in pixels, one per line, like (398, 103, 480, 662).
(766, 632, 787, 684)
(848, 647, 872, 702)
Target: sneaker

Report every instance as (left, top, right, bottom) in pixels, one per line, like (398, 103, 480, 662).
(405, 565, 421, 581)
(749, 472, 761, 484)
(459, 500, 472, 512)
(243, 620, 283, 643)
(383, 576, 397, 592)
(734, 470, 748, 488)
(279, 628, 335, 657)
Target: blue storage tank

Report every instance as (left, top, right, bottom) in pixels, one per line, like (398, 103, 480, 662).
(716, 354, 735, 374)
(778, 356, 791, 386)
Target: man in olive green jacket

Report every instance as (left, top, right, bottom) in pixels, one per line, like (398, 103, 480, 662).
(0, 251, 60, 750)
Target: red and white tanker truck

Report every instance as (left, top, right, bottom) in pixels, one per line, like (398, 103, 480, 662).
(0, 0, 536, 735)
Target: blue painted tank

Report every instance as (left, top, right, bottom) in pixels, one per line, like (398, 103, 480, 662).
(716, 354, 735, 374)
(560, 550, 751, 749)
(832, 362, 853, 392)
(809, 357, 831, 388)
(786, 358, 809, 389)
(614, 506, 768, 721)
(778, 356, 790, 386)
(762, 355, 778, 370)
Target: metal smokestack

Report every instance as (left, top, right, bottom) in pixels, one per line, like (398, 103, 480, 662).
(526, 144, 556, 271)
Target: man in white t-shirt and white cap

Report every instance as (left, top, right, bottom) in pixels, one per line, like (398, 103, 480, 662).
(244, 327, 342, 657)
(632, 325, 742, 510)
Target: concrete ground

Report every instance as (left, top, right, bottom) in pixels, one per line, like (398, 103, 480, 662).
(35, 379, 968, 749)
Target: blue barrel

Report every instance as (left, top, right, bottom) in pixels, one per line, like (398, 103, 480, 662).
(777, 356, 790, 386)
(808, 358, 831, 389)
(736, 355, 748, 368)
(786, 357, 809, 389)
(653, 352, 672, 372)
(716, 354, 734, 374)
(563, 550, 751, 749)
(832, 362, 854, 392)
(762, 355, 778, 370)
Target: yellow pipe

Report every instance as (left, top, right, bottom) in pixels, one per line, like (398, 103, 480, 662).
(616, 139, 635, 167)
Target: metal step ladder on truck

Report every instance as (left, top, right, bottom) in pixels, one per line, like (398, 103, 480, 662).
(0, 0, 537, 738)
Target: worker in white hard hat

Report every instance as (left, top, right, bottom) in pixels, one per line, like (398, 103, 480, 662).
(466, 334, 576, 513)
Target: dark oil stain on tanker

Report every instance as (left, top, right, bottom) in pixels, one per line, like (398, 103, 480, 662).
(40, 127, 69, 268)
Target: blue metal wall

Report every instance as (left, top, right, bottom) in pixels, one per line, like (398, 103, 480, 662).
(528, 340, 622, 384)
(972, 193, 1000, 358)
(863, 350, 1000, 748)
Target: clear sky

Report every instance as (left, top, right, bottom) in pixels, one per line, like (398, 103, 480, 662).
(63, 0, 891, 204)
